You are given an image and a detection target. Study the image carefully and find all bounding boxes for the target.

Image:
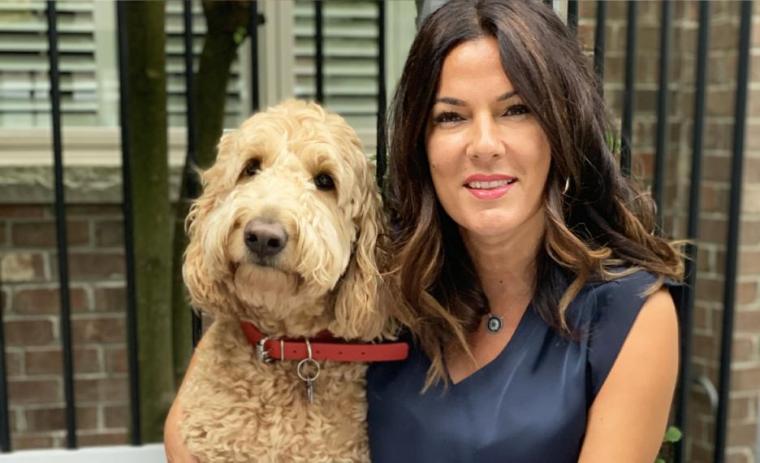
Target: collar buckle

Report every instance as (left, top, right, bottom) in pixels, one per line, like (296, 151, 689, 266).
(256, 337, 272, 363)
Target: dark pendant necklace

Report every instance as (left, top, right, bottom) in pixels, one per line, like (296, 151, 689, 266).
(485, 313, 503, 334)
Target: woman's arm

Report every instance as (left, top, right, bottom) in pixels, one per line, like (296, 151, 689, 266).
(578, 288, 679, 463)
(164, 338, 204, 463)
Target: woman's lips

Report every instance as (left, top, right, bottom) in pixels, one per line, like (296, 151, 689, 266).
(464, 175, 517, 200)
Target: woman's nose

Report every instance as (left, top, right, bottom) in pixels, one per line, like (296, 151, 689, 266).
(466, 116, 503, 160)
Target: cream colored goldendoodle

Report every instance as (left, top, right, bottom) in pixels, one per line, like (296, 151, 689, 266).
(179, 100, 392, 462)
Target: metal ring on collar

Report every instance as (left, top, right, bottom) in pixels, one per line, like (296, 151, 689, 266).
(297, 339, 320, 382)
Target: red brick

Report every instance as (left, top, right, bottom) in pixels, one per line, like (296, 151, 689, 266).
(0, 252, 47, 282)
(56, 253, 125, 280)
(12, 434, 54, 450)
(739, 250, 760, 274)
(5, 320, 55, 346)
(701, 182, 729, 213)
(726, 449, 752, 463)
(692, 333, 718, 360)
(706, 89, 735, 118)
(94, 220, 124, 247)
(11, 221, 89, 247)
(66, 205, 122, 217)
(75, 377, 128, 403)
(743, 185, 760, 214)
(699, 217, 729, 243)
(13, 287, 88, 315)
(104, 405, 128, 428)
(736, 280, 758, 305)
(8, 379, 61, 404)
(24, 407, 65, 432)
(26, 347, 102, 375)
(105, 346, 128, 374)
(740, 220, 760, 248)
(731, 337, 757, 362)
(5, 350, 23, 377)
(0, 206, 47, 219)
(695, 277, 724, 304)
(727, 422, 759, 449)
(729, 396, 757, 421)
(732, 367, 760, 392)
(72, 316, 125, 344)
(93, 286, 126, 313)
(78, 431, 128, 447)
(735, 311, 760, 334)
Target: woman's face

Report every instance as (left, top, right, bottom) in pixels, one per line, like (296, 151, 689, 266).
(426, 36, 551, 245)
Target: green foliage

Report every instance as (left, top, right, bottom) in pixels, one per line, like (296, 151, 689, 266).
(664, 426, 683, 444)
(233, 26, 247, 45)
(657, 426, 682, 463)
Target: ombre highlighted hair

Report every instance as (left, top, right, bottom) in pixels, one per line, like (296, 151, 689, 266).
(386, 0, 684, 388)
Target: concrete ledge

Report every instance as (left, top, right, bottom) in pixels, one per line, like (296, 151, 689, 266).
(0, 444, 166, 463)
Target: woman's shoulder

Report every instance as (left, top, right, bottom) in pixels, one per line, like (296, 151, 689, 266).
(569, 268, 678, 397)
(572, 269, 676, 317)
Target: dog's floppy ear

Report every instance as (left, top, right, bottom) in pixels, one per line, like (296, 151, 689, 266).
(182, 133, 236, 314)
(328, 169, 388, 341)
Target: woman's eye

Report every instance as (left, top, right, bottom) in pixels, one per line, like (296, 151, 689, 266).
(314, 172, 335, 191)
(432, 111, 464, 125)
(503, 104, 530, 117)
(241, 158, 262, 178)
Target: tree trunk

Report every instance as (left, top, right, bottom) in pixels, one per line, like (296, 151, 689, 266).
(123, 0, 175, 442)
(171, 0, 254, 386)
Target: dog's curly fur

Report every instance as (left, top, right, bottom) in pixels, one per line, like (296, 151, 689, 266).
(179, 100, 389, 462)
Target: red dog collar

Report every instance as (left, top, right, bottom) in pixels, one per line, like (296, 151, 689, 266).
(240, 321, 409, 363)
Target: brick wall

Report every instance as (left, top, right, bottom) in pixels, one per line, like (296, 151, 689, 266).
(580, 1, 760, 462)
(0, 204, 130, 449)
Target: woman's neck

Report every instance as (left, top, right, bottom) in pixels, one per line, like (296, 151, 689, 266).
(461, 221, 544, 315)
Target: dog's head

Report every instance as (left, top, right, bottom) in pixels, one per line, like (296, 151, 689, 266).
(183, 100, 386, 340)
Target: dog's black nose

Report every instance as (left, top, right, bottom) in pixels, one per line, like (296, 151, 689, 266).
(244, 220, 288, 258)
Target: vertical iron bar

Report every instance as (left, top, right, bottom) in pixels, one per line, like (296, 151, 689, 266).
(249, 1, 260, 112)
(652, 0, 672, 227)
(0, 289, 8, 452)
(116, 0, 142, 445)
(620, 0, 637, 178)
(674, 4, 709, 461)
(713, 2, 753, 461)
(46, 0, 77, 449)
(593, 0, 606, 96)
(376, 0, 386, 190)
(182, 0, 203, 348)
(567, 0, 578, 34)
(314, 0, 324, 103)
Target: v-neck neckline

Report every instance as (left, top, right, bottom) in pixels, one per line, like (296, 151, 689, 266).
(444, 303, 535, 388)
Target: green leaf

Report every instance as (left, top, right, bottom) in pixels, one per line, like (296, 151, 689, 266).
(664, 426, 682, 443)
(656, 458, 666, 463)
(233, 26, 248, 45)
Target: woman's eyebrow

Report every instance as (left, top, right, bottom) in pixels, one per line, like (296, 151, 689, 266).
(433, 91, 518, 106)
(497, 90, 518, 101)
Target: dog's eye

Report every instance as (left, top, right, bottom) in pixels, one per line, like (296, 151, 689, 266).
(314, 173, 335, 191)
(241, 158, 261, 178)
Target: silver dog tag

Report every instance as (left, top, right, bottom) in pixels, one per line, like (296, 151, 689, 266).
(305, 379, 315, 404)
(297, 357, 320, 405)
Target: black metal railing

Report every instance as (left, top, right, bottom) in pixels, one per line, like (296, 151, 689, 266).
(0, 1, 754, 461)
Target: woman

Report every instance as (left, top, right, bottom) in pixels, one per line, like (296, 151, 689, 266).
(367, 1, 681, 462)
(165, 1, 681, 461)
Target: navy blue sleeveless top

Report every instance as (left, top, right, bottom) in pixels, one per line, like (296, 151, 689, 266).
(367, 271, 672, 463)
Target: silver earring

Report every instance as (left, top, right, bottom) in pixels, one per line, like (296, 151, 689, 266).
(562, 177, 570, 195)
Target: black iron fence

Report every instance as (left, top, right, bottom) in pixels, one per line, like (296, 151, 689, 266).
(0, 1, 755, 462)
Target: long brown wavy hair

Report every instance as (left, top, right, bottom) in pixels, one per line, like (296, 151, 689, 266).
(386, 0, 684, 388)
